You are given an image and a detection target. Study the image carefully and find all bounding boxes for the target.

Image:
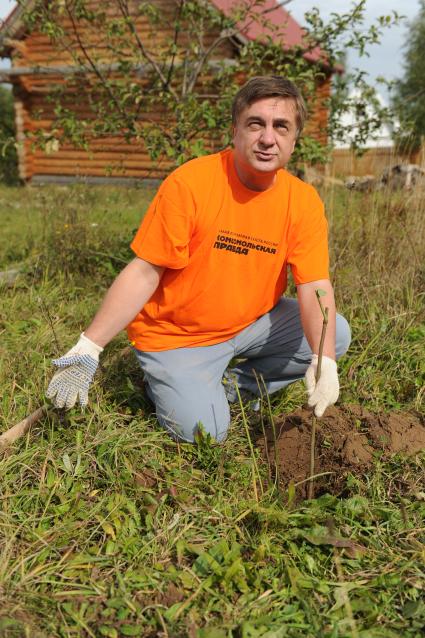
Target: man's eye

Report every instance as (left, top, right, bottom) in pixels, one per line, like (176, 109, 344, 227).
(248, 122, 262, 130)
(276, 123, 288, 131)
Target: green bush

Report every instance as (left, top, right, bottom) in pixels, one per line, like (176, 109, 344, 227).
(0, 86, 19, 185)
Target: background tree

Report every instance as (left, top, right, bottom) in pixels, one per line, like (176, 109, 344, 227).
(0, 86, 19, 184)
(13, 0, 401, 169)
(392, 0, 425, 151)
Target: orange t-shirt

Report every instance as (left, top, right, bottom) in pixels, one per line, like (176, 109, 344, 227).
(127, 148, 329, 351)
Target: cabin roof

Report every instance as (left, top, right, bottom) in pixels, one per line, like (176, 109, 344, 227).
(0, 0, 326, 65)
(0, 1, 24, 45)
(211, 0, 323, 63)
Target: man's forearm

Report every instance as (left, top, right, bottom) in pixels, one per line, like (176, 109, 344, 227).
(84, 257, 164, 347)
(296, 279, 336, 360)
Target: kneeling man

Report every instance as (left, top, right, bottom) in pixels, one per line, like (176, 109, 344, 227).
(47, 76, 351, 442)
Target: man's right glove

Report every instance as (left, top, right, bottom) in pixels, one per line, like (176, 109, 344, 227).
(304, 354, 339, 418)
(46, 333, 103, 409)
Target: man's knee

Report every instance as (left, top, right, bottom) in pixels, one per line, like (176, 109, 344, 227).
(156, 410, 230, 444)
(336, 314, 351, 359)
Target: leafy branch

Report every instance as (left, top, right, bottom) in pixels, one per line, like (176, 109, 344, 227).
(9, 0, 404, 166)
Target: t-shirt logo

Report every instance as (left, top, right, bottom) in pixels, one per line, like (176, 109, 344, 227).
(213, 230, 278, 256)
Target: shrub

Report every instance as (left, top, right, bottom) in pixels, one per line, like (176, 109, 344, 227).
(0, 86, 19, 185)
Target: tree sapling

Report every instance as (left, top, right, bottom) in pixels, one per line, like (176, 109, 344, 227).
(308, 288, 329, 500)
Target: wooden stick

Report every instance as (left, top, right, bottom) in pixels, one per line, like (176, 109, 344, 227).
(308, 291, 329, 500)
(0, 407, 48, 450)
(0, 345, 134, 450)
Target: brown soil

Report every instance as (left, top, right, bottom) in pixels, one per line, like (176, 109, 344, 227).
(256, 405, 425, 498)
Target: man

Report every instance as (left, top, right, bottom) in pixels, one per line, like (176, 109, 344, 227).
(47, 76, 351, 443)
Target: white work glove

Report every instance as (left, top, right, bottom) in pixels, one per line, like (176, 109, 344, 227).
(46, 333, 103, 409)
(304, 354, 339, 418)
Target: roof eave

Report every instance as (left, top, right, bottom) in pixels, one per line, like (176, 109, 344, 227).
(0, 1, 34, 56)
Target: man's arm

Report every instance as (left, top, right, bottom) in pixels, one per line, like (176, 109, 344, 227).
(46, 257, 164, 409)
(84, 257, 164, 347)
(297, 279, 339, 417)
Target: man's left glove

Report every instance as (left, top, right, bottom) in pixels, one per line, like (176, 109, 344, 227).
(304, 354, 339, 418)
(46, 333, 103, 409)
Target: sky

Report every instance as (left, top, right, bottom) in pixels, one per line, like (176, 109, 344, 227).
(0, 0, 421, 101)
(287, 0, 421, 99)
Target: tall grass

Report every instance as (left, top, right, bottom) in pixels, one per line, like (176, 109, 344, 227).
(326, 184, 424, 412)
(0, 181, 424, 637)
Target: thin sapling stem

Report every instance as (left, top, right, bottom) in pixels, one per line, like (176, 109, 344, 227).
(307, 289, 329, 500)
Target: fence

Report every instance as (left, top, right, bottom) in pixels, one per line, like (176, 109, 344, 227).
(328, 144, 425, 178)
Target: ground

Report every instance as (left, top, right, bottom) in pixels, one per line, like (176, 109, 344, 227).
(256, 405, 425, 499)
(0, 182, 424, 637)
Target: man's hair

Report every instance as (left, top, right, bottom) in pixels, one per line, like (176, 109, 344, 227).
(231, 76, 307, 135)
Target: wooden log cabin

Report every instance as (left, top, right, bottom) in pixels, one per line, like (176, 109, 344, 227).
(0, 0, 334, 184)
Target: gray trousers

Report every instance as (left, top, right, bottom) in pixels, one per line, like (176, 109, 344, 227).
(133, 297, 351, 443)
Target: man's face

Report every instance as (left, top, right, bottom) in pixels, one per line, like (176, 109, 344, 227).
(232, 97, 298, 177)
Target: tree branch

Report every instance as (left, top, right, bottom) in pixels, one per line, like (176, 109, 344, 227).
(64, 1, 133, 126)
(185, 0, 286, 93)
(165, 0, 185, 89)
(115, 0, 179, 99)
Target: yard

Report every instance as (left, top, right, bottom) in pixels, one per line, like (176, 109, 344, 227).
(0, 181, 424, 637)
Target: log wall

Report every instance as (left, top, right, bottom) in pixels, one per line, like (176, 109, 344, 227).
(304, 77, 330, 147)
(7, 0, 332, 182)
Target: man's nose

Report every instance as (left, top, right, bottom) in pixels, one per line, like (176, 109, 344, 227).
(258, 126, 275, 146)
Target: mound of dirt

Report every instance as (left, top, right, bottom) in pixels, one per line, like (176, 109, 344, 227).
(256, 405, 425, 498)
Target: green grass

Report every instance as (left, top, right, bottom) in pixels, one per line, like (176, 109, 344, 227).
(0, 181, 424, 637)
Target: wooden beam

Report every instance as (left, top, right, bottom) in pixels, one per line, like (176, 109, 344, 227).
(0, 58, 236, 82)
(13, 91, 28, 181)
